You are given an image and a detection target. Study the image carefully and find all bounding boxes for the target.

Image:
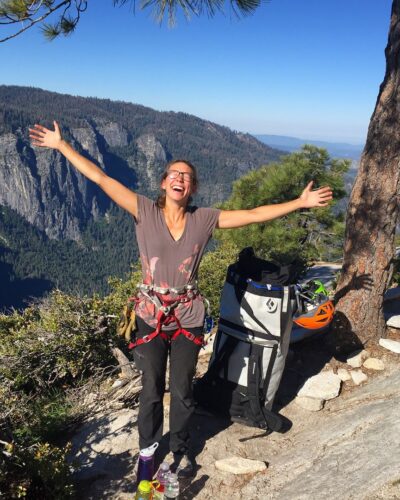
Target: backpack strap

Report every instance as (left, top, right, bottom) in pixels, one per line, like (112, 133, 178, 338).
(237, 290, 273, 335)
(247, 343, 283, 432)
(205, 333, 238, 381)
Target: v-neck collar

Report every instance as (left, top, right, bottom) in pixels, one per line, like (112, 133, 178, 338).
(161, 209, 188, 243)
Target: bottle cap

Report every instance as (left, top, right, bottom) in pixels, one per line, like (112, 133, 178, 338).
(159, 461, 170, 471)
(140, 442, 159, 457)
(152, 480, 165, 493)
(138, 480, 152, 493)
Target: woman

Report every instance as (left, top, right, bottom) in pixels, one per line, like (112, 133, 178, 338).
(29, 122, 332, 477)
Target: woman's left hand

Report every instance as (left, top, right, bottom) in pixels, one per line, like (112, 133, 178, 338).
(299, 181, 333, 208)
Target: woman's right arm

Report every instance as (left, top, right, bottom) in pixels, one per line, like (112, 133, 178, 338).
(29, 121, 138, 218)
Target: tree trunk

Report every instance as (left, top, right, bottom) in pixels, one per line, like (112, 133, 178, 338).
(333, 0, 400, 351)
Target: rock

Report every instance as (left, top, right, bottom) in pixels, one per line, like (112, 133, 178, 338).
(346, 349, 369, 368)
(136, 134, 168, 192)
(379, 338, 400, 354)
(363, 358, 385, 371)
(97, 122, 128, 148)
(351, 369, 368, 385)
(70, 408, 138, 486)
(214, 456, 267, 474)
(297, 371, 341, 400)
(337, 368, 351, 382)
(238, 369, 400, 500)
(295, 396, 324, 412)
(386, 315, 400, 328)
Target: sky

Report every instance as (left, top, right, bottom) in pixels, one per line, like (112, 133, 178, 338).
(1, 0, 393, 144)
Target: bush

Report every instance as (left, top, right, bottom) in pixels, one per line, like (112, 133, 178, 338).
(0, 276, 143, 499)
(0, 440, 75, 499)
(198, 240, 239, 318)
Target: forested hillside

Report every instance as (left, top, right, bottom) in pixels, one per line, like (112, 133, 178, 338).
(0, 205, 137, 308)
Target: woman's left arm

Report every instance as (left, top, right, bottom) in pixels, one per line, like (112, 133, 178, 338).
(217, 182, 333, 229)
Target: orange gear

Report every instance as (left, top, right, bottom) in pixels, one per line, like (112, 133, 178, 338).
(293, 299, 334, 330)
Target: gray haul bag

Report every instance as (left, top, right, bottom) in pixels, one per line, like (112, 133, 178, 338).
(194, 249, 296, 431)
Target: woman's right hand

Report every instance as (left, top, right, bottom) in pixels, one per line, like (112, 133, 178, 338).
(29, 121, 62, 150)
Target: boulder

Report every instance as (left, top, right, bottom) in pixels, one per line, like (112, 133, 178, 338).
(379, 338, 400, 354)
(215, 456, 267, 474)
(346, 350, 369, 368)
(363, 358, 385, 371)
(337, 368, 351, 382)
(386, 315, 400, 329)
(297, 371, 341, 400)
(351, 370, 368, 385)
(295, 396, 324, 412)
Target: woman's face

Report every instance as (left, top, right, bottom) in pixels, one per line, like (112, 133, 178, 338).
(161, 161, 196, 205)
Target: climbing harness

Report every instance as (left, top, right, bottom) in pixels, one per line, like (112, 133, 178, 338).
(127, 282, 208, 349)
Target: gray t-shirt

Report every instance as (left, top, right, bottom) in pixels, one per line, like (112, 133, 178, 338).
(134, 194, 220, 330)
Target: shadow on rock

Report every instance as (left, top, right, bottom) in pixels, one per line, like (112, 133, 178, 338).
(157, 410, 232, 468)
(75, 450, 137, 500)
(70, 409, 139, 499)
(180, 474, 210, 500)
(275, 310, 364, 412)
(274, 332, 335, 412)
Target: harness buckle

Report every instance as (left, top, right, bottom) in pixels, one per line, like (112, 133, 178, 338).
(160, 305, 171, 314)
(186, 332, 196, 341)
(142, 335, 152, 343)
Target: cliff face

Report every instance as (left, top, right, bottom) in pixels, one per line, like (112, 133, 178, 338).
(0, 85, 283, 242)
(0, 121, 171, 240)
(0, 127, 102, 240)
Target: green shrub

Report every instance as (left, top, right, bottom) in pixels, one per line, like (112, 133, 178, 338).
(0, 281, 140, 499)
(198, 240, 239, 318)
(217, 145, 349, 275)
(0, 440, 75, 499)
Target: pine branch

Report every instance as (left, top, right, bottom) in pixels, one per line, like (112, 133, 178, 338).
(0, 0, 71, 42)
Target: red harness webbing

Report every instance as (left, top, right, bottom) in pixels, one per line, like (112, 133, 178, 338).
(128, 295, 204, 349)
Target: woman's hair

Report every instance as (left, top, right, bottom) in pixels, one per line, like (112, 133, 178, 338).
(156, 159, 199, 209)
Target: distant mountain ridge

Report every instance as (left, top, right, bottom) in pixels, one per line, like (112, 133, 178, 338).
(0, 85, 283, 308)
(255, 134, 363, 160)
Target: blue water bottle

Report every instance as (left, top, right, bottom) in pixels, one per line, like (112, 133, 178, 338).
(137, 442, 159, 484)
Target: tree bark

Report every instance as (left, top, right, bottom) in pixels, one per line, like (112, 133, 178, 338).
(333, 0, 400, 351)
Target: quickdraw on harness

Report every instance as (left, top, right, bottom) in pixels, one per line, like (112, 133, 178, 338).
(128, 282, 207, 349)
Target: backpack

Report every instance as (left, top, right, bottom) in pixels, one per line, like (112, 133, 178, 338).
(194, 248, 297, 432)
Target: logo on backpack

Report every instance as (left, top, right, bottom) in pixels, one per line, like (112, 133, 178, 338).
(265, 298, 278, 313)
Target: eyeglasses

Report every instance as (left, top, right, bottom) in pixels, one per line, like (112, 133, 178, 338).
(167, 170, 193, 182)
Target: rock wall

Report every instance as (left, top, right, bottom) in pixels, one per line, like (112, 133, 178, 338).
(0, 122, 138, 241)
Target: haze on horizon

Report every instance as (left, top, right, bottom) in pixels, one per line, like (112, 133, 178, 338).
(1, 0, 392, 145)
